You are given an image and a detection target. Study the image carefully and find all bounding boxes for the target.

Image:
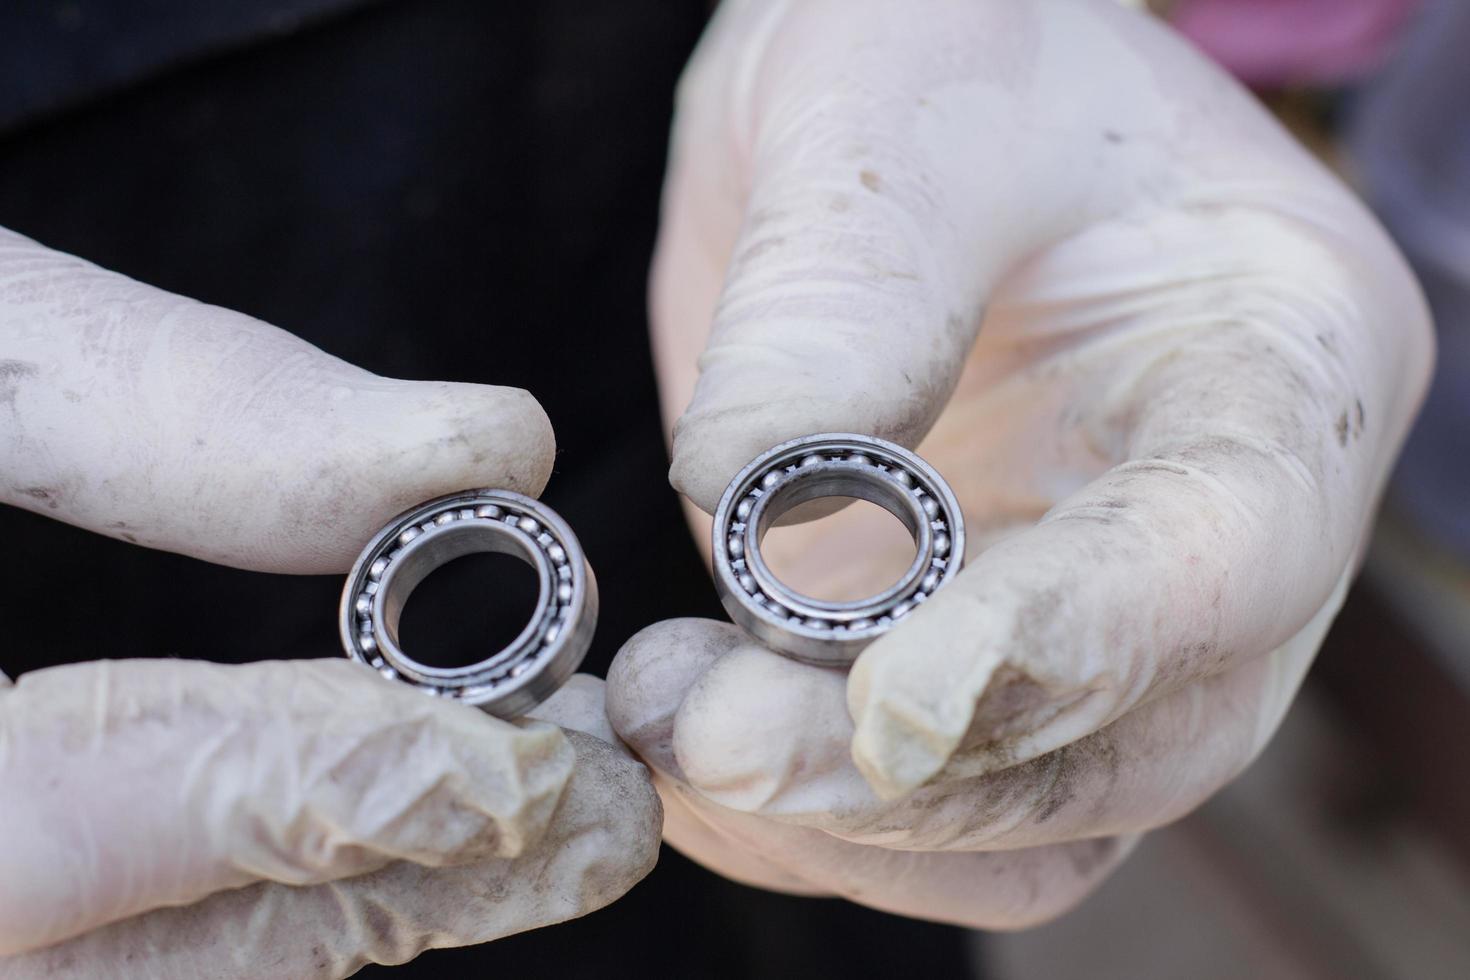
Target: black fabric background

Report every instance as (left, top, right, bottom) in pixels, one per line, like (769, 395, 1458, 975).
(0, 2, 975, 976)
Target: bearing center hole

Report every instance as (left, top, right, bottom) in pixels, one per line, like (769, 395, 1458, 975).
(759, 496, 917, 603)
(396, 551, 540, 669)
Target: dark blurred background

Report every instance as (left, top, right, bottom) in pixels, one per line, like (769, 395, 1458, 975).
(1, 1, 1466, 977)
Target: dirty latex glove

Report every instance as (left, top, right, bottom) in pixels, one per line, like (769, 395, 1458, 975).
(0, 670, 660, 978)
(0, 229, 661, 976)
(611, 0, 1433, 928)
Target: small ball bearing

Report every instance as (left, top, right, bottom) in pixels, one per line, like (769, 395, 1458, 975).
(712, 433, 965, 666)
(339, 489, 597, 718)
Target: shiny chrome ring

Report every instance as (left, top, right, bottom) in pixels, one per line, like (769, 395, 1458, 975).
(712, 434, 965, 667)
(340, 489, 596, 718)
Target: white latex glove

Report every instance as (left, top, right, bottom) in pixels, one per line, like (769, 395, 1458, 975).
(608, 0, 1433, 929)
(0, 229, 661, 976)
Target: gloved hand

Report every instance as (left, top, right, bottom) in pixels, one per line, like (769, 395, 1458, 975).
(608, 0, 1433, 928)
(0, 229, 661, 976)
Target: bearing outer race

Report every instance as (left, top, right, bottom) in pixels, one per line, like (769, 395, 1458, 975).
(339, 488, 597, 718)
(711, 433, 964, 666)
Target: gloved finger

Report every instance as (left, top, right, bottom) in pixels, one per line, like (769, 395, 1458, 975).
(680, 785, 1136, 931)
(846, 199, 1428, 805)
(657, 0, 1360, 514)
(605, 620, 1130, 928)
(606, 618, 747, 777)
(658, 0, 1090, 513)
(0, 227, 554, 573)
(603, 621, 827, 895)
(653, 769, 830, 898)
(546, 664, 828, 895)
(651, 745, 1134, 930)
(525, 673, 619, 746)
(0, 731, 661, 980)
(849, 214, 1429, 801)
(646, 576, 1339, 849)
(0, 658, 573, 956)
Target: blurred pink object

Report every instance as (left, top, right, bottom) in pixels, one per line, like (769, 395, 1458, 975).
(1171, 0, 1421, 88)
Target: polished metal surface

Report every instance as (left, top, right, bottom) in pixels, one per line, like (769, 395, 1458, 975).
(712, 434, 965, 666)
(340, 489, 597, 718)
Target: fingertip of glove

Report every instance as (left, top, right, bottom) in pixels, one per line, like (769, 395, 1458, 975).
(236, 379, 556, 573)
(667, 411, 750, 514)
(669, 391, 939, 515)
(604, 619, 745, 753)
(672, 646, 851, 813)
(848, 653, 958, 801)
(524, 674, 616, 745)
(559, 731, 665, 895)
(282, 659, 577, 863)
(849, 708, 947, 801)
(393, 380, 556, 499)
(668, 397, 840, 513)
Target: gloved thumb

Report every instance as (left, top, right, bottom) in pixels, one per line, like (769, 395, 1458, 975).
(657, 0, 1107, 513)
(0, 227, 554, 573)
(0, 658, 573, 957)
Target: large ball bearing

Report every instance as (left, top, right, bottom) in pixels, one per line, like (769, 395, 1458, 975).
(339, 489, 597, 718)
(711, 433, 966, 666)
